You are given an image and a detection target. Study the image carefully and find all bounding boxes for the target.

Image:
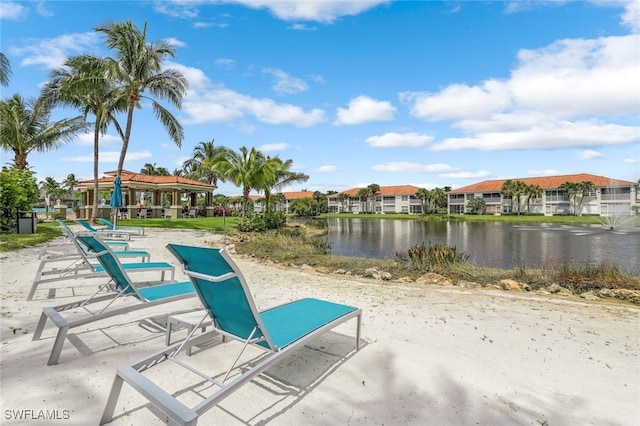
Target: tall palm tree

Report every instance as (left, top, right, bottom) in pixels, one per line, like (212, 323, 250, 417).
(211, 146, 273, 217)
(62, 173, 79, 208)
(259, 157, 309, 213)
(43, 54, 127, 222)
(337, 192, 350, 213)
(575, 181, 595, 216)
(182, 140, 226, 186)
(558, 181, 579, 215)
(415, 188, 431, 215)
(39, 177, 62, 218)
(0, 53, 11, 87)
(525, 184, 543, 213)
(140, 162, 170, 176)
(356, 188, 371, 213)
(0, 94, 87, 170)
(367, 183, 380, 214)
(95, 20, 188, 178)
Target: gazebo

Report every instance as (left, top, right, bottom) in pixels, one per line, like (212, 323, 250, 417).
(76, 170, 216, 219)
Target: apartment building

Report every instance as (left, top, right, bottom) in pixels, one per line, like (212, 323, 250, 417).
(448, 173, 638, 216)
(327, 185, 423, 214)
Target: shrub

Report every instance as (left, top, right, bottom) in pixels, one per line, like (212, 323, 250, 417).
(235, 211, 286, 232)
(399, 241, 470, 272)
(0, 167, 39, 234)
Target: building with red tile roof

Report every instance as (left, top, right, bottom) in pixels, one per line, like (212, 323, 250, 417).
(327, 185, 424, 214)
(76, 170, 215, 219)
(448, 173, 637, 216)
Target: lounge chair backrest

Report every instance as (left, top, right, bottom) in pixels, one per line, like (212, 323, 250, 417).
(98, 218, 114, 227)
(76, 235, 137, 297)
(75, 219, 97, 232)
(166, 244, 270, 346)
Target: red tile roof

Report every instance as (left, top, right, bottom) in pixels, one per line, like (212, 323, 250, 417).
(450, 173, 634, 194)
(77, 171, 214, 190)
(328, 185, 422, 198)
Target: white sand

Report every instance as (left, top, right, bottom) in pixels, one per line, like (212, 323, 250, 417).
(0, 227, 638, 425)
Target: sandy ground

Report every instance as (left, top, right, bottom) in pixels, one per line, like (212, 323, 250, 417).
(0, 227, 638, 425)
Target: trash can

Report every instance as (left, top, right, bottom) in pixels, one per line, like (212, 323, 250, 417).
(17, 211, 37, 234)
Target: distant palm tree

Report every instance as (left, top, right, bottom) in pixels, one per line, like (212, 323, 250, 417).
(0, 53, 11, 86)
(501, 179, 527, 214)
(0, 94, 87, 170)
(39, 177, 63, 218)
(356, 188, 371, 213)
(415, 188, 431, 215)
(62, 173, 79, 208)
(259, 157, 309, 213)
(182, 140, 226, 186)
(367, 183, 380, 213)
(337, 192, 350, 212)
(140, 162, 170, 176)
(525, 184, 543, 212)
(559, 181, 579, 215)
(95, 20, 188, 178)
(43, 54, 127, 222)
(211, 146, 275, 217)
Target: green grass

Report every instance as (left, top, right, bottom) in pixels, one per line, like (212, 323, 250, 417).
(0, 217, 240, 253)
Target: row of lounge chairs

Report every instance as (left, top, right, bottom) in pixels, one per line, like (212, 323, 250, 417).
(27, 220, 362, 425)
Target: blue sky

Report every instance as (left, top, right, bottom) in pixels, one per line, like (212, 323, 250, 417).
(1, 0, 639, 196)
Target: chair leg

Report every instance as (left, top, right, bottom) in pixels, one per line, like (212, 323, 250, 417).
(99, 374, 125, 425)
(47, 324, 70, 366)
(32, 310, 50, 341)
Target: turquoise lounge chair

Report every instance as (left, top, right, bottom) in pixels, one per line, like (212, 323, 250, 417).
(75, 219, 134, 240)
(32, 235, 196, 366)
(38, 219, 129, 260)
(27, 224, 168, 301)
(99, 244, 361, 425)
(97, 218, 145, 236)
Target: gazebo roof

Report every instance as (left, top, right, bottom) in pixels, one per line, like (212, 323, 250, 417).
(77, 170, 215, 192)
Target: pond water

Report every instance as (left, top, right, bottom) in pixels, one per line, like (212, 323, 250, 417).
(305, 218, 640, 274)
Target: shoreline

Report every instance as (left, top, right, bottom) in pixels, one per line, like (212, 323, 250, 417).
(1, 227, 638, 425)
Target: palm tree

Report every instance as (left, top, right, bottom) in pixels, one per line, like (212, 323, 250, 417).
(182, 140, 226, 186)
(43, 54, 127, 222)
(431, 187, 448, 212)
(501, 179, 526, 214)
(95, 20, 188, 178)
(558, 181, 579, 215)
(259, 157, 309, 213)
(211, 146, 272, 217)
(415, 188, 431, 215)
(575, 181, 595, 216)
(140, 162, 170, 176)
(367, 183, 380, 213)
(39, 177, 63, 218)
(62, 173, 79, 208)
(0, 94, 87, 170)
(525, 184, 543, 213)
(0, 53, 11, 87)
(356, 188, 371, 213)
(337, 192, 350, 213)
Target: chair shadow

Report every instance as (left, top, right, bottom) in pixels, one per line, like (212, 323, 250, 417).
(109, 330, 367, 424)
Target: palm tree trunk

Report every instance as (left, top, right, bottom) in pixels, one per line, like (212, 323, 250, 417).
(91, 122, 100, 222)
(117, 103, 135, 176)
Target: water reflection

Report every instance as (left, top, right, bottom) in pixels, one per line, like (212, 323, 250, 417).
(311, 218, 640, 274)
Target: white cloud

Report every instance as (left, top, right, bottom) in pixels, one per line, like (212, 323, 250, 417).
(315, 165, 338, 173)
(526, 169, 566, 176)
(621, 0, 640, 32)
(404, 33, 640, 152)
(63, 150, 152, 163)
(76, 133, 122, 146)
(183, 83, 326, 127)
(11, 32, 100, 69)
(260, 143, 289, 152)
(372, 162, 458, 173)
(431, 120, 638, 151)
(263, 68, 308, 94)
(335, 96, 396, 125)
(0, 2, 26, 20)
(215, 58, 235, 69)
(403, 80, 511, 121)
(228, 0, 389, 24)
(36, 1, 53, 17)
(164, 37, 187, 47)
(290, 23, 316, 31)
(154, 1, 199, 18)
(623, 157, 638, 164)
(366, 132, 433, 148)
(577, 149, 603, 160)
